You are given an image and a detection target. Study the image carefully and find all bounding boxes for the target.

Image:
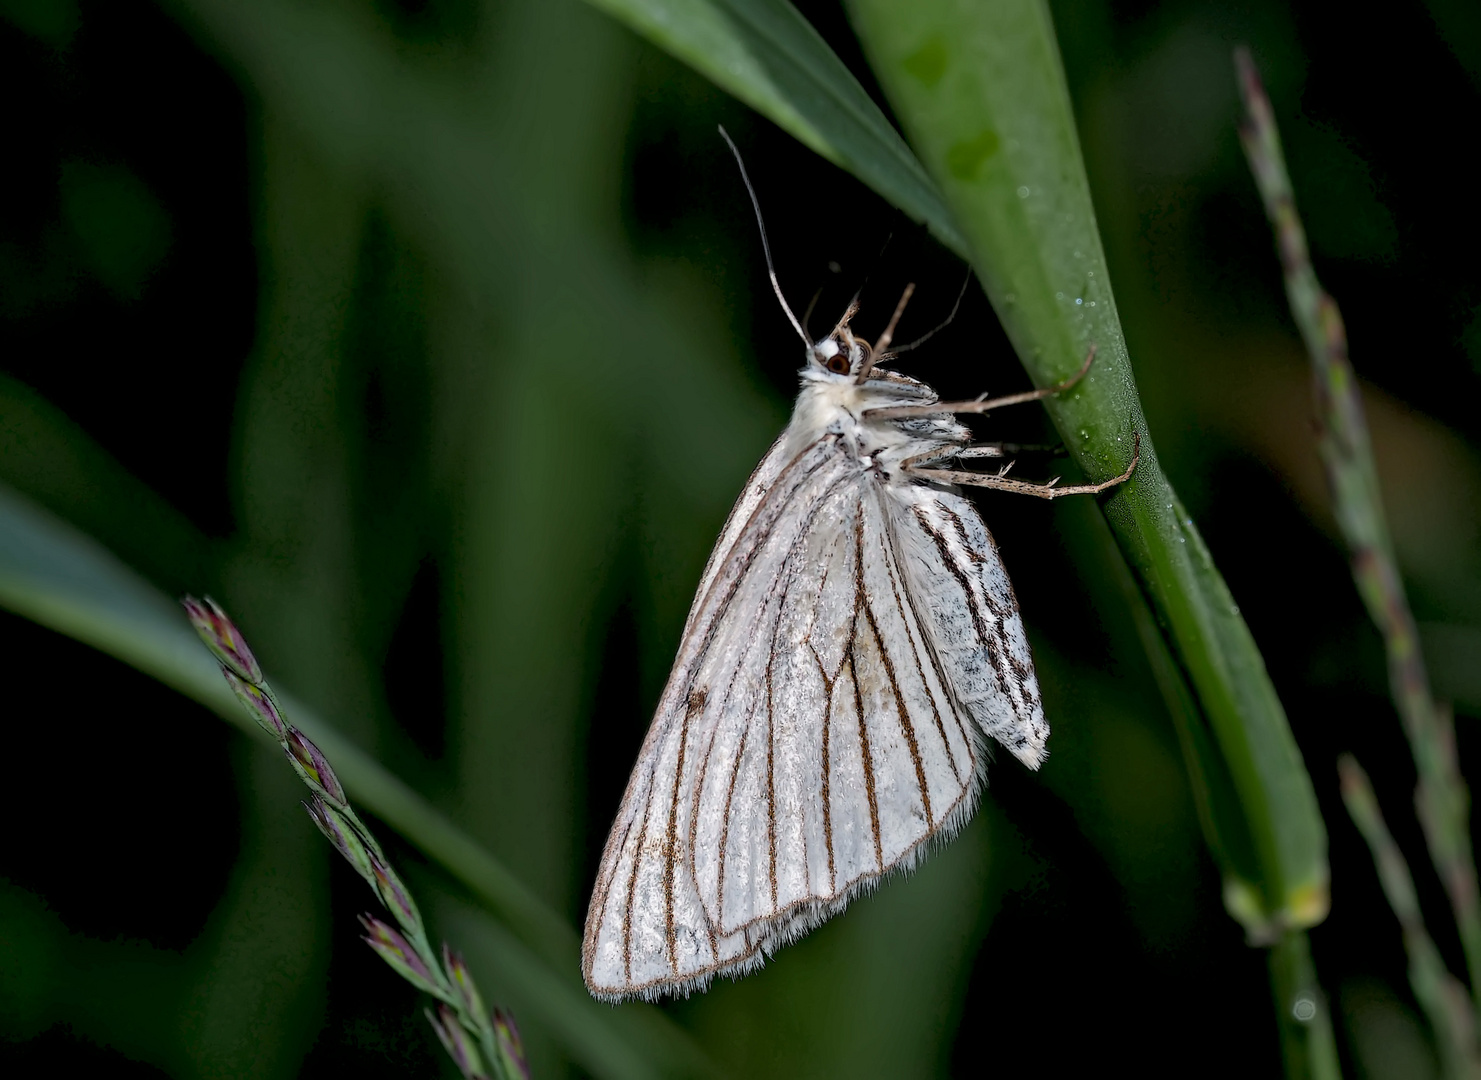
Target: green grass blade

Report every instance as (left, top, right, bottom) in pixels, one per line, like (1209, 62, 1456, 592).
(583, 0, 968, 256)
(0, 483, 714, 1080)
(841, 0, 1328, 937)
(0, 373, 212, 595)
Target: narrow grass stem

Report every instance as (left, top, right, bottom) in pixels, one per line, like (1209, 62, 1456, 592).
(1340, 755, 1479, 1078)
(1236, 47, 1481, 1015)
(1268, 931, 1342, 1080)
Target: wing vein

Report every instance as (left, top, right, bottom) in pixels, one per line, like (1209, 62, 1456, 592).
(716, 718, 752, 927)
(683, 439, 838, 671)
(881, 497, 967, 783)
(810, 645, 838, 894)
(911, 502, 1015, 703)
(941, 504, 1037, 704)
(852, 510, 884, 873)
(664, 692, 701, 968)
(686, 463, 856, 775)
(861, 589, 934, 828)
(624, 770, 656, 984)
(766, 615, 779, 913)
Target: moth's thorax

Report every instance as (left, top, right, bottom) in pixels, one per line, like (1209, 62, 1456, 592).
(782, 346, 970, 475)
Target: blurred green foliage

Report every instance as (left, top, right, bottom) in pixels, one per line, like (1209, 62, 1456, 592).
(2, 0, 1481, 1078)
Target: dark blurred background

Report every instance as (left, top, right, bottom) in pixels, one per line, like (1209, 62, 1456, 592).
(1, 0, 1479, 1076)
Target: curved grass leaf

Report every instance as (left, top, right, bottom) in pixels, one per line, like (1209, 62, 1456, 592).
(841, 0, 1327, 940)
(584, 0, 968, 256)
(0, 483, 714, 1080)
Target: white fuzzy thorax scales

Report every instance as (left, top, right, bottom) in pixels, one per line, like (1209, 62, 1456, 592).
(582, 326, 1048, 1002)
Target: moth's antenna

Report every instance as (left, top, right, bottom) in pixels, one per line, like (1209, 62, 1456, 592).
(858, 283, 915, 382)
(893, 268, 973, 354)
(718, 126, 809, 348)
(830, 296, 860, 338)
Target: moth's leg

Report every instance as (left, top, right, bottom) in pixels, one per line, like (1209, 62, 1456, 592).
(865, 344, 1098, 421)
(901, 442, 1061, 472)
(908, 433, 1140, 499)
(901, 445, 990, 471)
(956, 442, 1063, 459)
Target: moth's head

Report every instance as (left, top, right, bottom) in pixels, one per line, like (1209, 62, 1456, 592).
(805, 333, 867, 380)
(804, 297, 881, 381)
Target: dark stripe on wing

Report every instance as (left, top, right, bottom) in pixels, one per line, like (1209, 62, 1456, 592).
(860, 593, 934, 828)
(851, 511, 884, 873)
(765, 604, 779, 913)
(664, 690, 705, 967)
(716, 720, 751, 929)
(585, 805, 635, 979)
(623, 773, 656, 984)
(911, 503, 1016, 706)
(876, 490, 968, 784)
(809, 645, 838, 893)
(937, 503, 1038, 710)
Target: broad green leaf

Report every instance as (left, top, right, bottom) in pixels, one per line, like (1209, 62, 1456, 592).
(843, 0, 1327, 937)
(584, 0, 968, 256)
(0, 483, 713, 1080)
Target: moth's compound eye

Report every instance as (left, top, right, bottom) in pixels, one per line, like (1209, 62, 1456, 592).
(811, 338, 842, 370)
(825, 353, 850, 375)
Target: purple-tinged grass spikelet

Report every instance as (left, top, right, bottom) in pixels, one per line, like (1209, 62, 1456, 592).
(223, 669, 285, 737)
(1239, 40, 1481, 1012)
(368, 849, 425, 940)
(427, 1004, 489, 1080)
(304, 796, 376, 888)
(181, 595, 522, 1079)
(1339, 755, 1479, 1074)
(361, 915, 453, 1003)
(444, 945, 487, 1019)
(284, 727, 347, 806)
(492, 1007, 530, 1080)
(182, 595, 262, 684)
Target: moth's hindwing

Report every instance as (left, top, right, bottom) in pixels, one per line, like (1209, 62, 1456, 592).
(893, 486, 1047, 768)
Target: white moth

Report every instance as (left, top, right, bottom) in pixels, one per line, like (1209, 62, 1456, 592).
(583, 140, 1138, 1003)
